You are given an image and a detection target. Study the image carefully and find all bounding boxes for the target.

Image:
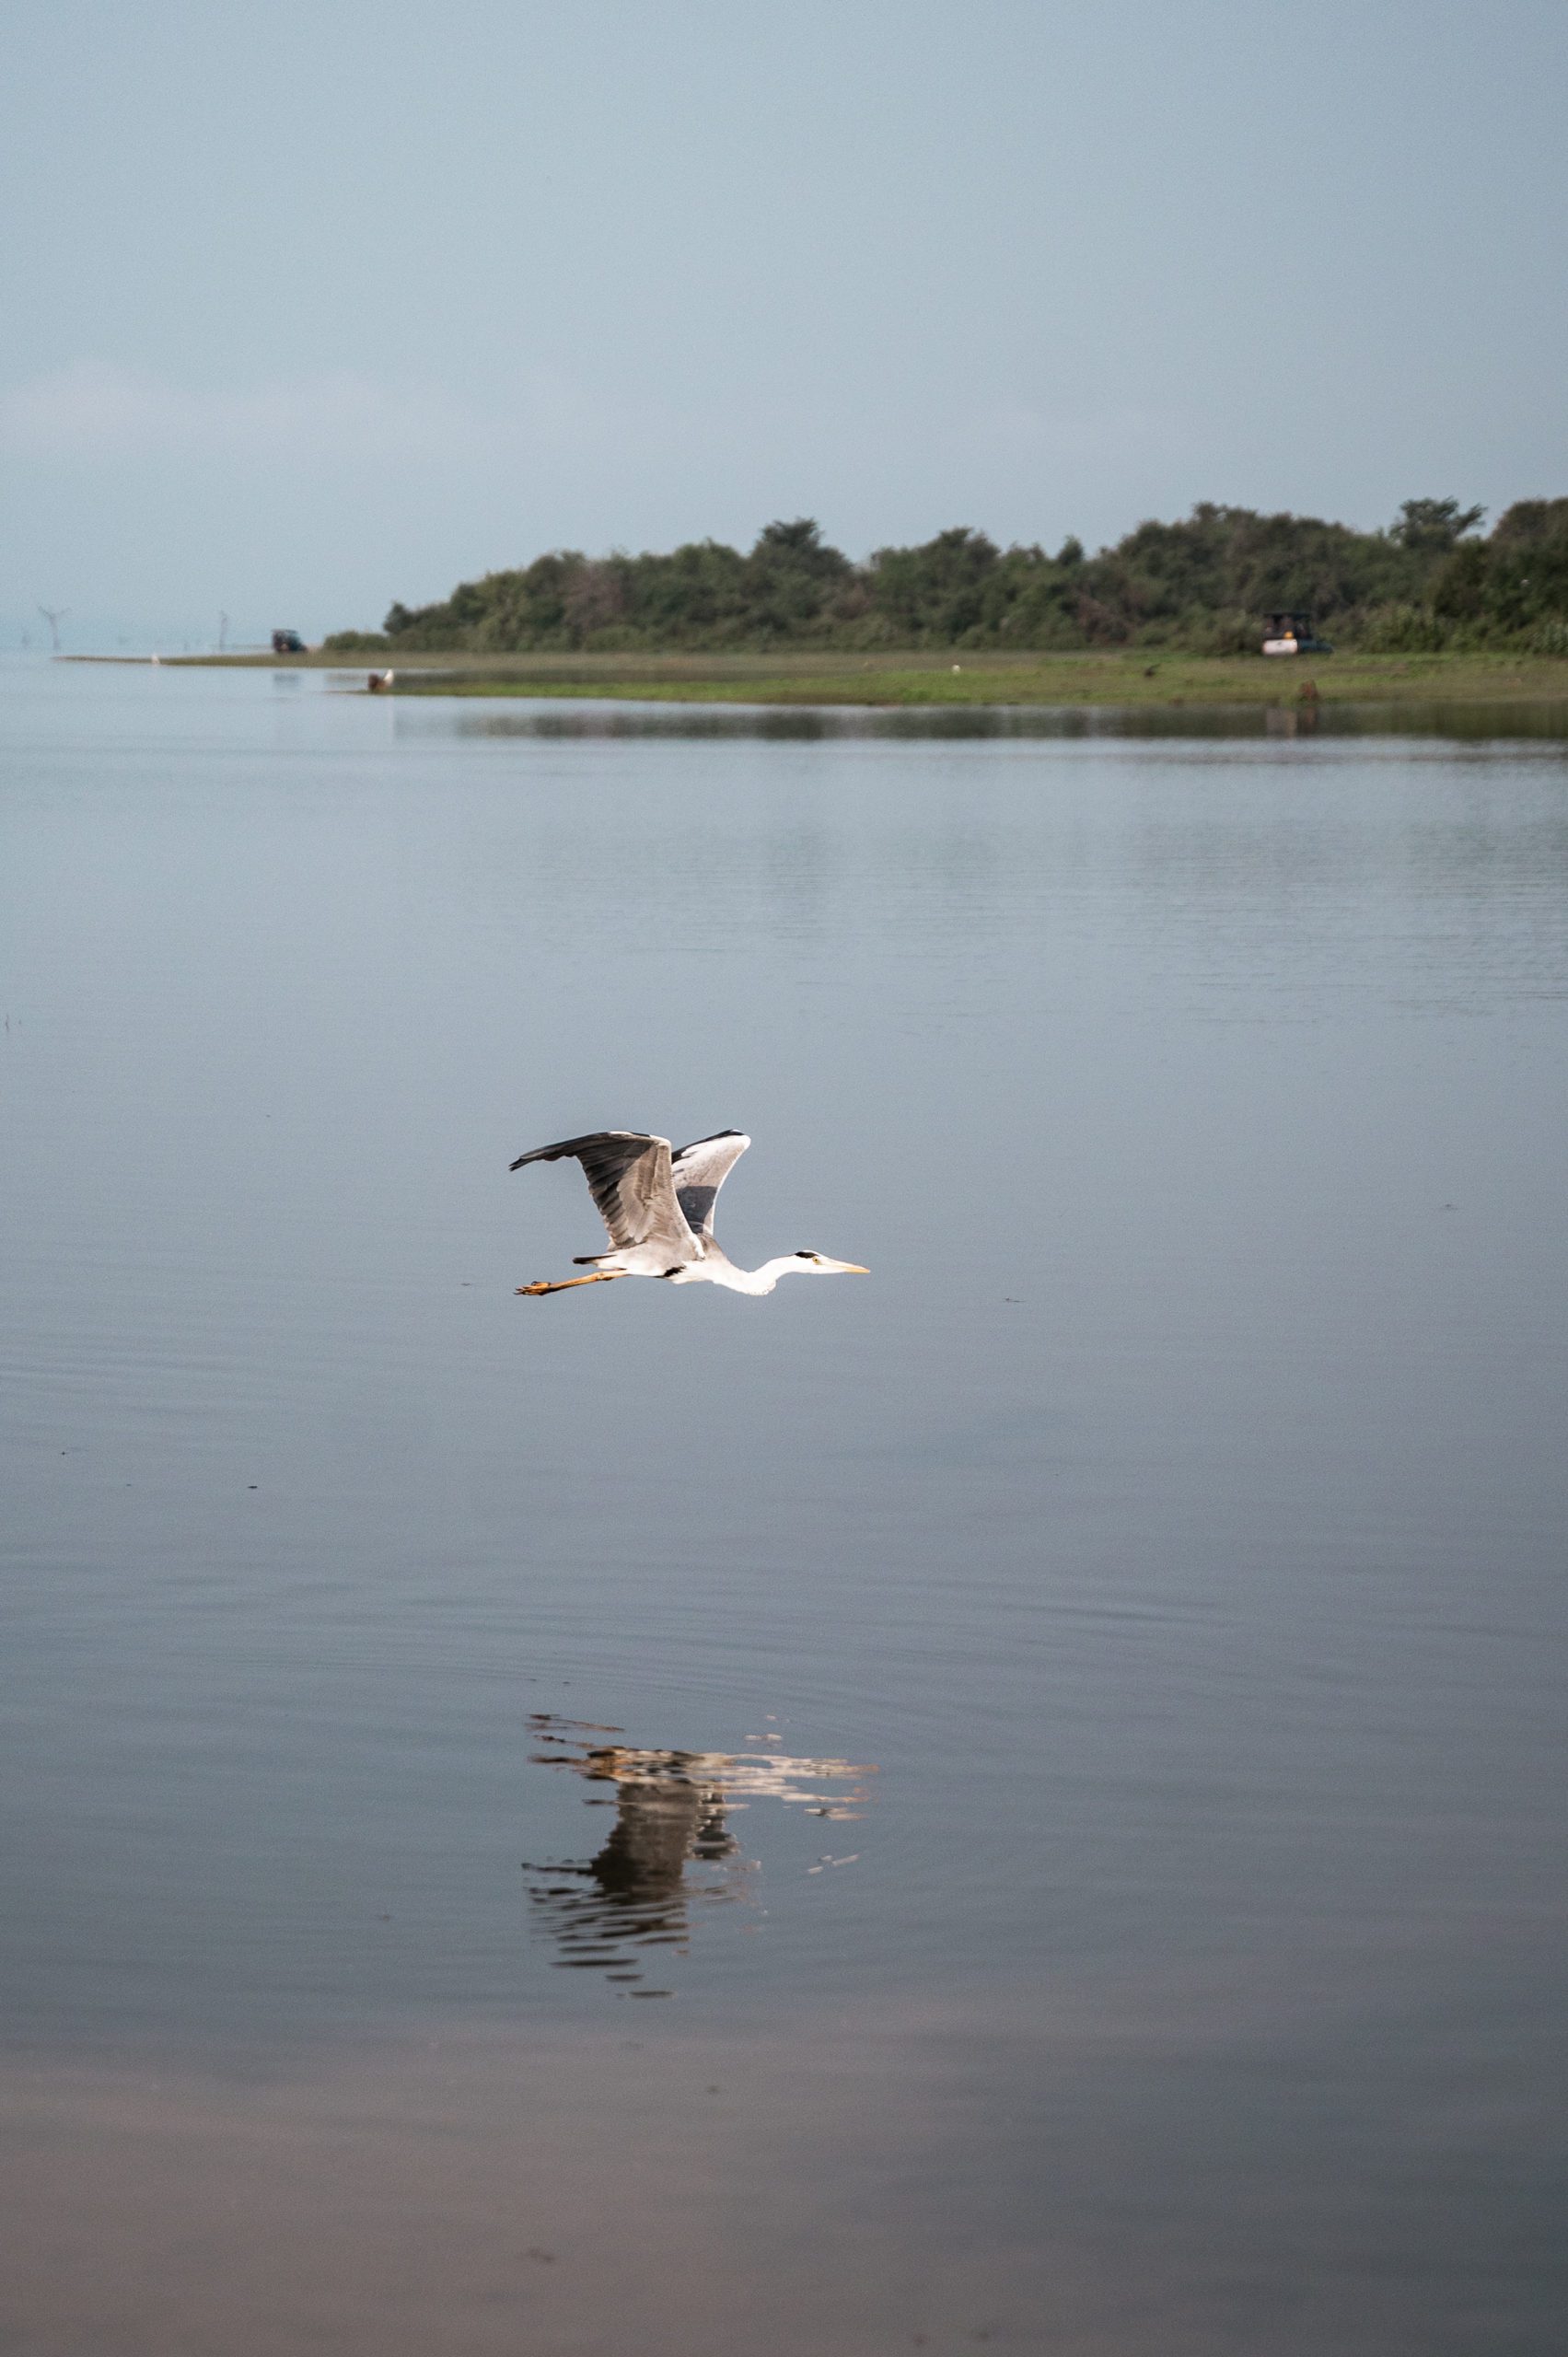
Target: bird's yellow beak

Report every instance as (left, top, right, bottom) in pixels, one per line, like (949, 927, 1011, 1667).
(840, 1262, 870, 1274)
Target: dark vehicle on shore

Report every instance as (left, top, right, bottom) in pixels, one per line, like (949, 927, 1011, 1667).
(271, 629, 307, 656)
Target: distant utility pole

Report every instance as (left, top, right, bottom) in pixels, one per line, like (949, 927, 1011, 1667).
(38, 605, 69, 653)
(217, 610, 229, 652)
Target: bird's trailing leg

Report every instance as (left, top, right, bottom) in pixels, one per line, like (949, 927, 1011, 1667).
(516, 1271, 630, 1297)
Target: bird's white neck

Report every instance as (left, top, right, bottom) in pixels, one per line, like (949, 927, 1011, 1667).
(705, 1255, 803, 1295)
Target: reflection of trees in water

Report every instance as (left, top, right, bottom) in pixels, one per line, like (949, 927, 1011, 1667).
(523, 1717, 873, 1996)
(453, 701, 1568, 746)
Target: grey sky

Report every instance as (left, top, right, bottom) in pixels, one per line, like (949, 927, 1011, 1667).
(4, 0, 1564, 645)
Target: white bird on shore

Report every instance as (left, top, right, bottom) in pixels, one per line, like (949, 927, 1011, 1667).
(510, 1129, 868, 1297)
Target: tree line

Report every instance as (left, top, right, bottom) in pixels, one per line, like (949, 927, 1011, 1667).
(326, 498, 1568, 656)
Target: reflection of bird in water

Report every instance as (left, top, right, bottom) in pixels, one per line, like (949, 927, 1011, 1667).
(510, 1130, 869, 1296)
(523, 1721, 875, 1994)
(525, 1745, 747, 1994)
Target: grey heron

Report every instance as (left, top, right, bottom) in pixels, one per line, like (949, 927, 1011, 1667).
(509, 1129, 868, 1296)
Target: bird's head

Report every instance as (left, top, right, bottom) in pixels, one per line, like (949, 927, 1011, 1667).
(790, 1250, 870, 1277)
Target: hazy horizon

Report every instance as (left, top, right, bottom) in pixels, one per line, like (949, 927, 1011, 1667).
(5, 0, 1566, 651)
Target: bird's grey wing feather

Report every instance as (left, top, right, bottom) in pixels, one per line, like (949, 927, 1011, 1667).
(509, 1132, 696, 1257)
(668, 1130, 750, 1241)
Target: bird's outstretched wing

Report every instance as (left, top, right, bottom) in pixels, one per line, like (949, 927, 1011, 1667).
(669, 1131, 750, 1241)
(509, 1132, 696, 1258)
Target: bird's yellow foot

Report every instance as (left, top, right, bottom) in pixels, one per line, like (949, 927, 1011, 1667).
(517, 1273, 620, 1295)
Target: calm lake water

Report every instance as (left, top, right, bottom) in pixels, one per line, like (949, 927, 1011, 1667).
(3, 659, 1566, 2354)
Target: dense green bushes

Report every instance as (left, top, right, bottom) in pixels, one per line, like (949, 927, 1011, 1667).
(327, 497, 1568, 656)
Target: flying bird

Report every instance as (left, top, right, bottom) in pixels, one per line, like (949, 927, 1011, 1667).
(509, 1129, 868, 1297)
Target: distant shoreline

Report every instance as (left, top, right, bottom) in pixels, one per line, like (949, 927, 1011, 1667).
(164, 647, 1568, 712)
